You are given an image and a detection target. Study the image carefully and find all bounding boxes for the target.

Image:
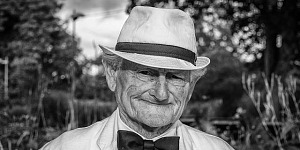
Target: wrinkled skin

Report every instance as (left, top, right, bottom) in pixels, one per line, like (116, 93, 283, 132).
(103, 59, 205, 138)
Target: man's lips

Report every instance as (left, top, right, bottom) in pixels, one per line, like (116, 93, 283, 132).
(137, 98, 171, 106)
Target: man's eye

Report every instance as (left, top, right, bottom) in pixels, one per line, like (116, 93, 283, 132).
(171, 75, 183, 80)
(167, 73, 183, 80)
(137, 70, 154, 76)
(135, 70, 158, 82)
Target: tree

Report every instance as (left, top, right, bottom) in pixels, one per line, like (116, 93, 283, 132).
(0, 0, 81, 101)
(0, 1, 84, 148)
(218, 0, 300, 80)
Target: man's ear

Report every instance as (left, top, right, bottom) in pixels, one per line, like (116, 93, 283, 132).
(102, 61, 117, 92)
(191, 68, 207, 83)
(187, 68, 207, 100)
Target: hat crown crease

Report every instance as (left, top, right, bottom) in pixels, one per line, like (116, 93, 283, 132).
(117, 6, 197, 54)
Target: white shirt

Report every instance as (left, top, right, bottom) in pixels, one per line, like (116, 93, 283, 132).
(40, 108, 234, 150)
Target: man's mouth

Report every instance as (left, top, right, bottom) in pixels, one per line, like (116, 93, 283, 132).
(138, 99, 171, 106)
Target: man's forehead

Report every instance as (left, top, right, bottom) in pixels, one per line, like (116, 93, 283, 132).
(121, 59, 189, 73)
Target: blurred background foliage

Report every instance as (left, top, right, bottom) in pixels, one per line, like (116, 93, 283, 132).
(0, 0, 299, 149)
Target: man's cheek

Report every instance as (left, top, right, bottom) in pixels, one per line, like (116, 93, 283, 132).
(169, 85, 188, 100)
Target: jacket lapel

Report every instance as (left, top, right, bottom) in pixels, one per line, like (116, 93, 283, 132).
(96, 108, 119, 150)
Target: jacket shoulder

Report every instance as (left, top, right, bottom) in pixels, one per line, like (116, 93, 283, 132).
(40, 118, 109, 150)
(181, 124, 234, 150)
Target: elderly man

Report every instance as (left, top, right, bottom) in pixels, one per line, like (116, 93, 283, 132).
(41, 6, 234, 150)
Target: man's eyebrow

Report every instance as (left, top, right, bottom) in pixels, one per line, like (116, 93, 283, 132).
(167, 70, 189, 74)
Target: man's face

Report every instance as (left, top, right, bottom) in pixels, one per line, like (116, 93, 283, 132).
(112, 60, 199, 127)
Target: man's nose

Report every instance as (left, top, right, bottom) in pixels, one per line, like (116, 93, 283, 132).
(150, 75, 169, 101)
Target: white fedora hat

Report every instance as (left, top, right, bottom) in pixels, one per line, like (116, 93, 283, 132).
(99, 6, 210, 70)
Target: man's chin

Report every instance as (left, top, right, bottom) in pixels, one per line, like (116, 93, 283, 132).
(135, 109, 180, 126)
(138, 117, 174, 128)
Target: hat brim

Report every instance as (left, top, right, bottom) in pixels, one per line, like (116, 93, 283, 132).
(99, 45, 210, 70)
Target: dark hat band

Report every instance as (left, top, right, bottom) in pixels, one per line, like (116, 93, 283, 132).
(115, 42, 196, 65)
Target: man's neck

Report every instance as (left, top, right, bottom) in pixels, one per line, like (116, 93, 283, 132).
(119, 111, 173, 139)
